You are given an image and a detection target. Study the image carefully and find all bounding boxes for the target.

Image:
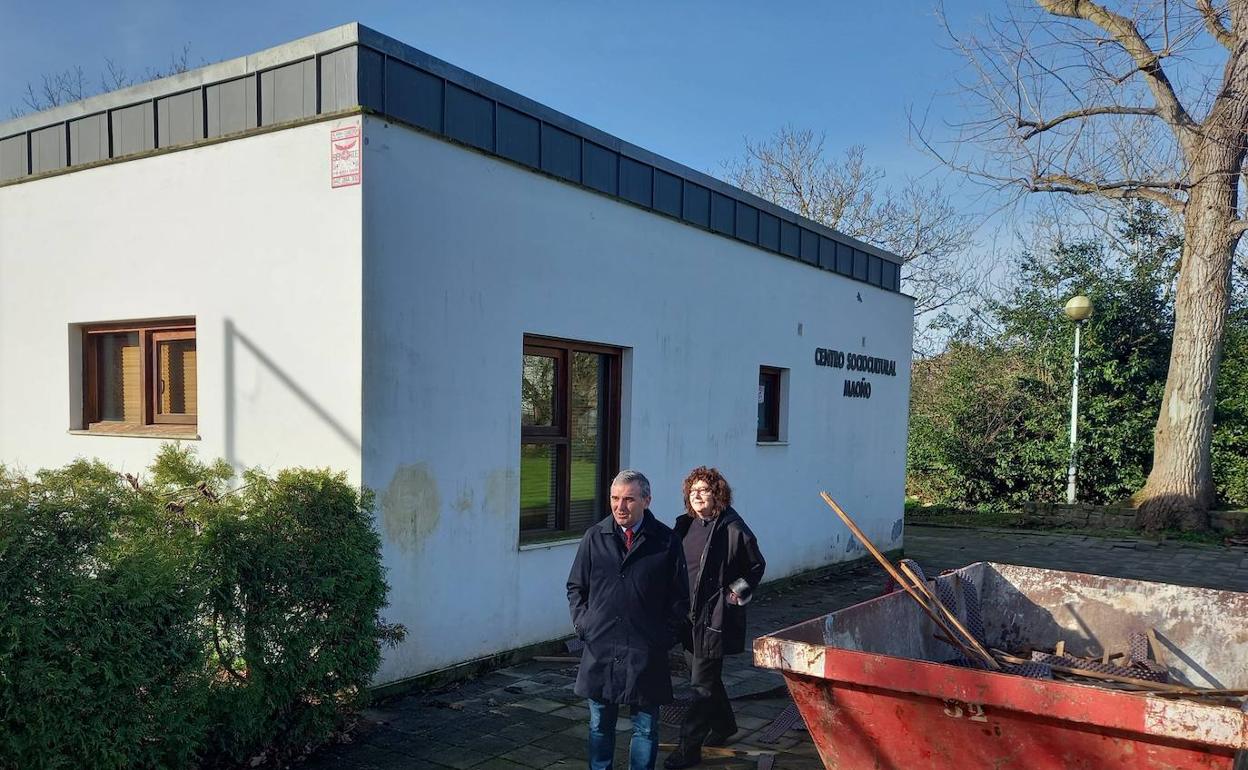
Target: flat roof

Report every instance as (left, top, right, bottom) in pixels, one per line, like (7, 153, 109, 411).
(0, 23, 905, 292)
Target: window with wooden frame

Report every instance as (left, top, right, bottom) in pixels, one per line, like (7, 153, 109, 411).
(757, 365, 784, 443)
(519, 335, 621, 543)
(82, 319, 197, 436)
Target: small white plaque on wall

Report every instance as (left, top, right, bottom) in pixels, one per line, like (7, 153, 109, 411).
(330, 123, 361, 188)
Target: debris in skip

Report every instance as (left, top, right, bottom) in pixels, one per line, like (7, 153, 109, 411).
(821, 491, 1248, 704)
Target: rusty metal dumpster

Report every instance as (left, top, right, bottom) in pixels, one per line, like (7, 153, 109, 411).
(754, 562, 1248, 769)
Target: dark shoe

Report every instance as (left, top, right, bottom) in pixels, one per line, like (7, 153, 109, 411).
(663, 745, 702, 769)
(704, 727, 736, 746)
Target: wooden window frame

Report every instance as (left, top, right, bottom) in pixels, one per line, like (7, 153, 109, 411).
(521, 344, 567, 438)
(82, 318, 196, 434)
(151, 329, 197, 425)
(520, 334, 622, 543)
(757, 365, 783, 443)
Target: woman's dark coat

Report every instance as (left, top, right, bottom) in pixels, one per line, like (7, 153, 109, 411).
(674, 506, 766, 658)
(567, 510, 691, 707)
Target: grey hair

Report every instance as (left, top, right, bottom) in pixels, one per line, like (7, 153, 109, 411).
(611, 469, 651, 499)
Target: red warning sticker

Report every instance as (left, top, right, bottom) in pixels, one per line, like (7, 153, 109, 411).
(330, 124, 361, 188)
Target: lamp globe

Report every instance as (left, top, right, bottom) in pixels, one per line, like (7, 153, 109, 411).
(1064, 294, 1093, 322)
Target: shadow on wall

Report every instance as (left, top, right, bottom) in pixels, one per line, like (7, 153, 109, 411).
(223, 318, 361, 470)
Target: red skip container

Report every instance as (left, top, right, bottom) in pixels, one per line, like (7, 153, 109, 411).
(753, 562, 1248, 769)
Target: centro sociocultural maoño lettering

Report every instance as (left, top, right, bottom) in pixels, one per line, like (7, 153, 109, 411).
(815, 347, 896, 400)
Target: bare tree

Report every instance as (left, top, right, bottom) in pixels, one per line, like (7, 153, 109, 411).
(924, 0, 1248, 529)
(723, 126, 979, 354)
(11, 45, 193, 118)
(18, 66, 89, 115)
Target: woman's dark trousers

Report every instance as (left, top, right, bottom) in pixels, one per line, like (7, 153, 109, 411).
(679, 652, 736, 747)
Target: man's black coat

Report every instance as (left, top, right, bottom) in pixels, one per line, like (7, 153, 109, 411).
(674, 506, 766, 658)
(566, 510, 690, 707)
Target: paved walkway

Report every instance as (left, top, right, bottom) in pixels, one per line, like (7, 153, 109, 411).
(302, 526, 1248, 769)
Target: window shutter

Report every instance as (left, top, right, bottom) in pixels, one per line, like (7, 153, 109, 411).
(99, 332, 142, 423)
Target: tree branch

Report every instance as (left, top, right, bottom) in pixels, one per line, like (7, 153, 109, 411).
(1035, 0, 1197, 148)
(1018, 105, 1158, 139)
(212, 609, 247, 684)
(1196, 0, 1236, 49)
(1029, 173, 1186, 212)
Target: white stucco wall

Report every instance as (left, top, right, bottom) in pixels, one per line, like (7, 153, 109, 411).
(0, 117, 364, 479)
(361, 116, 914, 684)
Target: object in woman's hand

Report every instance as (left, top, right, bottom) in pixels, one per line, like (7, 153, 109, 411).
(728, 578, 753, 605)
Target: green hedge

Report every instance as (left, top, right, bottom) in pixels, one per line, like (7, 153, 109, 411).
(0, 447, 405, 769)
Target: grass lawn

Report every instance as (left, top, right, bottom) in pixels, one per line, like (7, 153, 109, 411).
(520, 454, 600, 511)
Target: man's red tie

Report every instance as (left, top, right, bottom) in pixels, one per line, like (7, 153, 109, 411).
(624, 528, 634, 551)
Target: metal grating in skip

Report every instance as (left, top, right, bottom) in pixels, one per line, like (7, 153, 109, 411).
(0, 23, 904, 293)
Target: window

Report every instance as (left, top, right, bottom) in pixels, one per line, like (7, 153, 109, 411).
(82, 319, 197, 435)
(520, 335, 621, 543)
(757, 366, 785, 443)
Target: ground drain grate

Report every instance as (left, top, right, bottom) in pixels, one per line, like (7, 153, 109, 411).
(755, 703, 803, 744)
(756, 754, 775, 770)
(659, 699, 692, 726)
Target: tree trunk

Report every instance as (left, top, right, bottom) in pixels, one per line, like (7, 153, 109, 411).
(1134, 37, 1248, 531)
(1135, 180, 1238, 531)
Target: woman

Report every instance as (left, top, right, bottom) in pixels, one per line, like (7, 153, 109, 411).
(664, 467, 766, 770)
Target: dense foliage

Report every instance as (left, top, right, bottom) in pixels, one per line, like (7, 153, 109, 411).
(909, 205, 1248, 512)
(0, 447, 404, 769)
(1212, 309, 1248, 508)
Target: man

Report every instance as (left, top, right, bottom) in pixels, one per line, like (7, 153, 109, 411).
(664, 467, 765, 769)
(567, 470, 690, 770)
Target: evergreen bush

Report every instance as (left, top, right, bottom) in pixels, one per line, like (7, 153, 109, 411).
(0, 447, 404, 769)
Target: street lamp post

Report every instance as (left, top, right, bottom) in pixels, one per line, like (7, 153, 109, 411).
(1064, 295, 1093, 504)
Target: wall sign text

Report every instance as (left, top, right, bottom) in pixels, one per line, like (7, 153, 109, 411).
(815, 347, 897, 400)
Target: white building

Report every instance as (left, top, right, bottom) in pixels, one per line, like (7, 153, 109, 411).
(0, 24, 914, 686)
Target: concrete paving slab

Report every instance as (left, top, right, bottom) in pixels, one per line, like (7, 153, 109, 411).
(559, 722, 589, 740)
(491, 722, 540, 743)
(470, 759, 530, 770)
(530, 731, 587, 758)
(511, 697, 566, 714)
(421, 743, 494, 769)
(548, 704, 589, 721)
(298, 742, 403, 770)
(499, 743, 566, 768)
(733, 714, 772, 731)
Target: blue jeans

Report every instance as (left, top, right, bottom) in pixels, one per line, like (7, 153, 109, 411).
(587, 699, 660, 770)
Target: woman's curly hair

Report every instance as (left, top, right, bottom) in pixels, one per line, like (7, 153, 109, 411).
(682, 466, 732, 517)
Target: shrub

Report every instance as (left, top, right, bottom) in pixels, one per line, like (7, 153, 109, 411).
(199, 467, 404, 765)
(0, 447, 404, 769)
(0, 460, 210, 769)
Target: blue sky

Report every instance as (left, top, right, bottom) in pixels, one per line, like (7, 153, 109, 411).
(0, 1, 996, 203)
